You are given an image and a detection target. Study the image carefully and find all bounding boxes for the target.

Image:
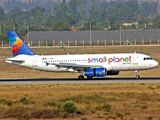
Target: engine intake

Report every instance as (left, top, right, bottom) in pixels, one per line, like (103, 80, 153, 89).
(85, 68, 107, 77)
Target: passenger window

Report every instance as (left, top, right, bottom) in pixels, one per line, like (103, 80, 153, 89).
(144, 57, 152, 60)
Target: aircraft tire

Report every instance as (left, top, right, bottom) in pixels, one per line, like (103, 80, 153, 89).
(78, 75, 84, 80)
(136, 75, 140, 79)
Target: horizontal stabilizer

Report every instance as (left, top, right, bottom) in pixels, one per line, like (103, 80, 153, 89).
(5, 58, 25, 64)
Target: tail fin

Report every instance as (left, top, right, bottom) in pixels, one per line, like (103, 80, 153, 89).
(7, 31, 35, 57)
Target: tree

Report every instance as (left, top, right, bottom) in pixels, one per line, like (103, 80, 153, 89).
(10, 7, 22, 15)
(20, 26, 28, 36)
(31, 6, 46, 16)
(51, 4, 54, 15)
(138, 17, 149, 29)
(105, 7, 115, 25)
(140, 2, 149, 17)
(68, 0, 79, 16)
(6, 6, 46, 25)
(8, 7, 22, 23)
(63, 0, 66, 4)
(139, 2, 157, 18)
(98, 1, 116, 10)
(79, 0, 87, 21)
(13, 13, 15, 22)
(156, 15, 160, 28)
(0, 34, 9, 44)
(29, 25, 48, 31)
(68, 0, 81, 22)
(66, 15, 78, 26)
(79, 18, 97, 31)
(54, 0, 69, 21)
(35, 10, 41, 25)
(0, 6, 6, 21)
(45, 17, 52, 27)
(52, 19, 71, 31)
(149, 2, 157, 17)
(89, 0, 99, 20)
(107, 13, 115, 25)
(113, 1, 139, 22)
(99, 9, 107, 26)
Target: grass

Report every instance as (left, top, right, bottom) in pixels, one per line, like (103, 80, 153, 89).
(0, 84, 160, 119)
(0, 46, 160, 78)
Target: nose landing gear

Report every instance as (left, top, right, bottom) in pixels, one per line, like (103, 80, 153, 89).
(135, 70, 140, 79)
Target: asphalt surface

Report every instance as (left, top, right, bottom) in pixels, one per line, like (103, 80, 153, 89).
(0, 77, 160, 85)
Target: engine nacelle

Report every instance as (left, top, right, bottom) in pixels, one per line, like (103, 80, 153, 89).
(85, 68, 107, 77)
(107, 71, 119, 75)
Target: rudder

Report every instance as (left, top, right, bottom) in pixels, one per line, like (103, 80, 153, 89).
(7, 31, 35, 57)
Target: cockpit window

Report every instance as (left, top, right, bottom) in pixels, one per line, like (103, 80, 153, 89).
(143, 57, 152, 60)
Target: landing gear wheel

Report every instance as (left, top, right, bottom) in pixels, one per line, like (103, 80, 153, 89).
(87, 76, 93, 79)
(135, 70, 140, 79)
(136, 75, 140, 79)
(78, 75, 84, 80)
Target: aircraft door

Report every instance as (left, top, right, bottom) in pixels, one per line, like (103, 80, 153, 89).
(33, 57, 38, 67)
(133, 55, 138, 64)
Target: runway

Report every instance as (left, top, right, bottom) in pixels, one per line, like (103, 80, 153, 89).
(0, 77, 160, 85)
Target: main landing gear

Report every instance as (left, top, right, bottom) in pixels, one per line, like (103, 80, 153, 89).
(78, 71, 85, 80)
(78, 75, 93, 80)
(135, 70, 140, 79)
(78, 75, 84, 80)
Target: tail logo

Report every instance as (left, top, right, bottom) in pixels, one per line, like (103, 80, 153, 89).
(9, 37, 23, 55)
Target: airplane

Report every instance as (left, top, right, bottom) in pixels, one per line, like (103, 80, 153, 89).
(4, 31, 159, 79)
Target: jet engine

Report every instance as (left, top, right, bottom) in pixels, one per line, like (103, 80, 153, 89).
(85, 68, 107, 77)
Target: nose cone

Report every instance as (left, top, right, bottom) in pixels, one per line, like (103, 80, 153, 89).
(152, 60, 159, 68)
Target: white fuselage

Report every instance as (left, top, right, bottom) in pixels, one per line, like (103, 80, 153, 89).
(5, 53, 159, 73)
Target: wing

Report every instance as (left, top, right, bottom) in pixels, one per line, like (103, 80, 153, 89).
(45, 62, 103, 72)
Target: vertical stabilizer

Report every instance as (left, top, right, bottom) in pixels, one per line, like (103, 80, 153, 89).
(7, 31, 35, 57)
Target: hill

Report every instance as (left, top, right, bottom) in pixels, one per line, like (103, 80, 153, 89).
(1, 0, 160, 11)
